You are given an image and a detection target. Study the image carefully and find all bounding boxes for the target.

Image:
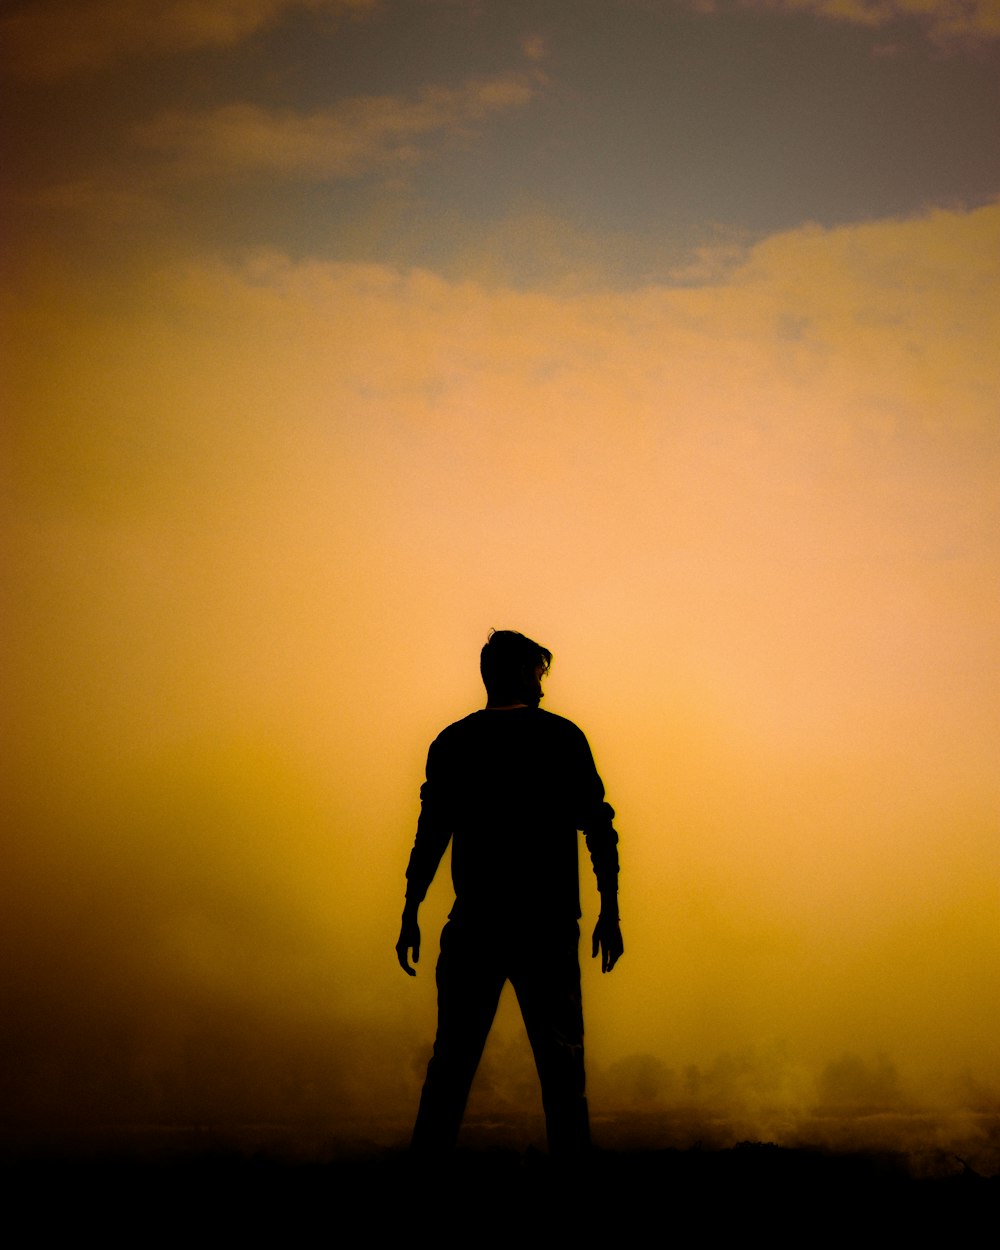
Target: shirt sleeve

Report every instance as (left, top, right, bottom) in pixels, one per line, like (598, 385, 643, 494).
(583, 807, 619, 904)
(576, 733, 620, 903)
(403, 737, 453, 905)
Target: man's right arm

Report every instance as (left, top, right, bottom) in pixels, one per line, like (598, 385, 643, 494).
(576, 731, 624, 973)
(586, 818, 623, 972)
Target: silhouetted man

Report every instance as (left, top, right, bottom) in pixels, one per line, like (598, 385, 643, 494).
(395, 630, 623, 1157)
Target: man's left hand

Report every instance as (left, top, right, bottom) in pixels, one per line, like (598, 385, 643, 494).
(395, 907, 421, 976)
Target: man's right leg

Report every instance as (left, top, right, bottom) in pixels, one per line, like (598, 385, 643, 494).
(410, 920, 505, 1154)
(511, 924, 590, 1159)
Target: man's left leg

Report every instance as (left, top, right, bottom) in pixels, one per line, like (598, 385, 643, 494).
(511, 924, 590, 1158)
(410, 919, 506, 1155)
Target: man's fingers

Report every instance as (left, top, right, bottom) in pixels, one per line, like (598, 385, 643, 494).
(592, 919, 623, 971)
(395, 941, 417, 976)
(604, 931, 624, 973)
(591, 920, 624, 973)
(396, 918, 421, 976)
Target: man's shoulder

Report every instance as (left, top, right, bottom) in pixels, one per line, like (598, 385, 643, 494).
(428, 710, 485, 750)
(535, 708, 587, 736)
(432, 707, 588, 745)
(435, 709, 486, 736)
(538, 711, 596, 761)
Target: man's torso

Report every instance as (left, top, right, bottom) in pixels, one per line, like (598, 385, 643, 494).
(422, 708, 609, 923)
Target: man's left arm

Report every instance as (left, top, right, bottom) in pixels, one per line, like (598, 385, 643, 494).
(396, 739, 452, 976)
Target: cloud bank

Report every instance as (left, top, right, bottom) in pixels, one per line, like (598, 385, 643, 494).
(725, 0, 1000, 44)
(136, 75, 538, 180)
(0, 0, 375, 78)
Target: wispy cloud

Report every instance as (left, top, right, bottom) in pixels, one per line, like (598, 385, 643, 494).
(728, 0, 1000, 45)
(0, 0, 375, 79)
(135, 74, 537, 180)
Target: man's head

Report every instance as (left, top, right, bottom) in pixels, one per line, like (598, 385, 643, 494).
(480, 629, 552, 708)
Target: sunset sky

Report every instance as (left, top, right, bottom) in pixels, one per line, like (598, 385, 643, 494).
(3, 0, 998, 1150)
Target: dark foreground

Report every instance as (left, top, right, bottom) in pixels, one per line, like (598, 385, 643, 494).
(5, 1141, 995, 1240)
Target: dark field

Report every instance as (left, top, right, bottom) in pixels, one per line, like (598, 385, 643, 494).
(5, 1121, 996, 1241)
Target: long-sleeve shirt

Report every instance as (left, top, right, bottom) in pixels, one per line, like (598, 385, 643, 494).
(404, 707, 619, 925)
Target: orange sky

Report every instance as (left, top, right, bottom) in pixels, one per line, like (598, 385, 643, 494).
(2, 1, 998, 1154)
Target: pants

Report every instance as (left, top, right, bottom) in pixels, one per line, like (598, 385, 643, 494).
(411, 917, 590, 1157)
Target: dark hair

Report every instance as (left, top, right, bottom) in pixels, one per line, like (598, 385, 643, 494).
(480, 629, 552, 703)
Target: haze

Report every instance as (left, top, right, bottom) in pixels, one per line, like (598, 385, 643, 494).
(2, 0, 997, 1162)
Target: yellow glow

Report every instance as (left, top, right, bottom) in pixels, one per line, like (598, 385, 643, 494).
(4, 202, 998, 1152)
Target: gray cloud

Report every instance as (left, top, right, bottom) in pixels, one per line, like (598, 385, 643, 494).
(135, 75, 537, 181)
(0, 0, 374, 79)
(703, 0, 1000, 45)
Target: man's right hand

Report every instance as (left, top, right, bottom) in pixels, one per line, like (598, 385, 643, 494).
(395, 906, 421, 976)
(592, 914, 624, 973)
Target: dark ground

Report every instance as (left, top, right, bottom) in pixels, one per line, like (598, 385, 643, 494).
(4, 1137, 995, 1241)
